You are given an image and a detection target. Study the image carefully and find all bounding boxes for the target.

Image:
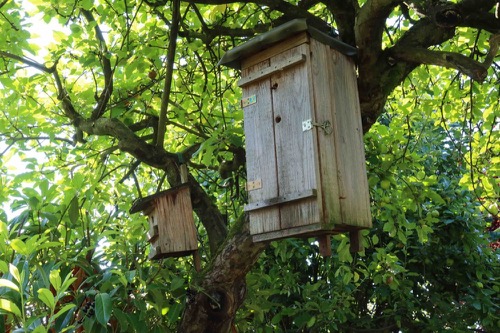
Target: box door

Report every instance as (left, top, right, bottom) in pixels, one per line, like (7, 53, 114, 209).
(242, 58, 280, 235)
(270, 44, 319, 230)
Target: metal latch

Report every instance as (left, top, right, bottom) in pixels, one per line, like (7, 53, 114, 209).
(302, 119, 333, 135)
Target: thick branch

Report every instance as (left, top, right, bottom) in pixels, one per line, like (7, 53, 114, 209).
(326, 0, 358, 46)
(462, 12, 500, 34)
(156, 0, 181, 148)
(355, 0, 402, 62)
(180, 215, 266, 333)
(79, 118, 177, 169)
(391, 47, 491, 82)
(81, 9, 114, 120)
(358, 17, 455, 131)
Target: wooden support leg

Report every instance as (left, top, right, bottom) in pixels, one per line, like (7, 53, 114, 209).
(349, 230, 363, 253)
(193, 250, 202, 272)
(317, 234, 332, 257)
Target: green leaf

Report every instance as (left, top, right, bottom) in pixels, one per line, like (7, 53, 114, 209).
(80, 0, 93, 10)
(10, 239, 28, 256)
(49, 270, 62, 292)
(307, 316, 316, 328)
(113, 308, 129, 331)
(52, 303, 76, 321)
(68, 196, 79, 225)
(0, 261, 8, 274)
(0, 278, 19, 292)
(95, 293, 112, 326)
(38, 288, 56, 310)
(472, 301, 481, 310)
(0, 298, 22, 317)
(170, 276, 185, 292)
(9, 264, 21, 285)
(166, 302, 183, 323)
(32, 326, 48, 333)
(59, 273, 77, 296)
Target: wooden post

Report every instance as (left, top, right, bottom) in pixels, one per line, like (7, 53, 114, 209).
(349, 230, 363, 253)
(193, 250, 201, 272)
(317, 234, 332, 257)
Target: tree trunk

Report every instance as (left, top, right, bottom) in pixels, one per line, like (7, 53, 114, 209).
(179, 215, 266, 332)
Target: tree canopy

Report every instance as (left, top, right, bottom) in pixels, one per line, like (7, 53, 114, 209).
(0, 0, 499, 332)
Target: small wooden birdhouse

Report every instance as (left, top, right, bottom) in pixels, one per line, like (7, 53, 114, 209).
(219, 19, 372, 254)
(130, 184, 198, 260)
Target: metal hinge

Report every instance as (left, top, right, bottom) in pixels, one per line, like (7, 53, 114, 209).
(302, 119, 333, 135)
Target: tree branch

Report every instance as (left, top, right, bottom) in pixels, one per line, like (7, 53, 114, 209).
(81, 9, 114, 120)
(156, 0, 181, 148)
(391, 47, 489, 82)
(180, 215, 266, 332)
(326, 0, 358, 46)
(355, 0, 402, 61)
(461, 12, 500, 33)
(0, 50, 56, 73)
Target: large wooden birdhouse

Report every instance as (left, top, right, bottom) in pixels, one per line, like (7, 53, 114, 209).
(219, 19, 372, 254)
(130, 184, 198, 260)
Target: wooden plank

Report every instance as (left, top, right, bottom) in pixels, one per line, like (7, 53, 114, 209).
(241, 32, 309, 70)
(252, 222, 327, 242)
(242, 58, 280, 235)
(244, 189, 317, 212)
(154, 186, 198, 256)
(309, 38, 343, 228)
(326, 47, 372, 229)
(270, 43, 320, 229)
(238, 54, 306, 87)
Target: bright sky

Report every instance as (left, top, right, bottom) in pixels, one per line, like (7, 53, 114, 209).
(0, 2, 63, 218)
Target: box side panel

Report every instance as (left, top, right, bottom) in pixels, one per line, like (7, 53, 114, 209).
(309, 38, 342, 228)
(327, 50, 372, 229)
(154, 187, 198, 255)
(270, 43, 320, 229)
(242, 58, 280, 235)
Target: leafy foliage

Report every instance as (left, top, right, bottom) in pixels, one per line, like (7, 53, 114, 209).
(0, 0, 498, 332)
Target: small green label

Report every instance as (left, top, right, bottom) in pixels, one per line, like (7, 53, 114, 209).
(241, 95, 257, 108)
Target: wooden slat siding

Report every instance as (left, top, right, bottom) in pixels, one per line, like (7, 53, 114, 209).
(154, 186, 198, 255)
(252, 222, 327, 242)
(270, 43, 319, 230)
(309, 38, 342, 229)
(242, 57, 280, 235)
(327, 49, 372, 228)
(241, 32, 309, 70)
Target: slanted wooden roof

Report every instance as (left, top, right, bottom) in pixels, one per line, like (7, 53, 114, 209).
(218, 18, 357, 69)
(129, 184, 190, 214)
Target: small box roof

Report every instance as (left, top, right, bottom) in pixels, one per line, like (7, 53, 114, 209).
(218, 18, 357, 69)
(129, 184, 190, 214)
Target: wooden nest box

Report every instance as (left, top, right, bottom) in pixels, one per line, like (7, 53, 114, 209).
(219, 19, 372, 255)
(130, 184, 198, 260)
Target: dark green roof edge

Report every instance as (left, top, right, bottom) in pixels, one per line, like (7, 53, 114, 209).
(218, 18, 357, 69)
